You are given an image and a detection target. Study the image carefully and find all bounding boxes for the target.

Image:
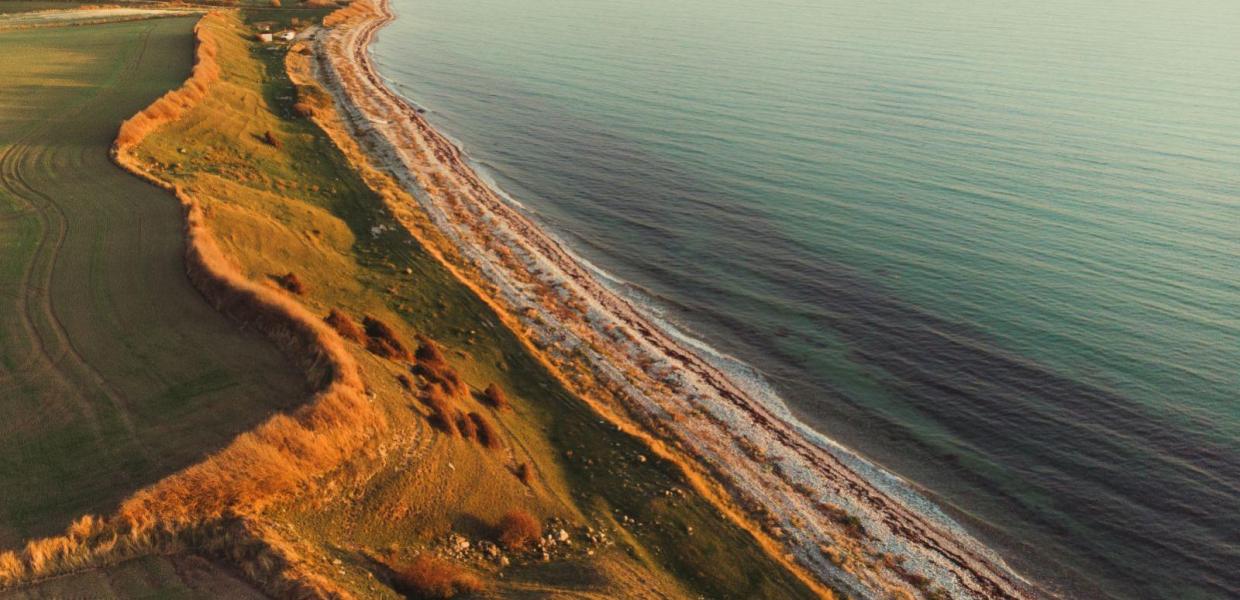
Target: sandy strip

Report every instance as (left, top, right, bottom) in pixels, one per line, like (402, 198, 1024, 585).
(308, 2, 1047, 598)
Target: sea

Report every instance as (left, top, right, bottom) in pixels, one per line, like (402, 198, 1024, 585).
(369, 0, 1240, 597)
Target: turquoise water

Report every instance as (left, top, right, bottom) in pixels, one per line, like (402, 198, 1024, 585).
(372, 0, 1240, 597)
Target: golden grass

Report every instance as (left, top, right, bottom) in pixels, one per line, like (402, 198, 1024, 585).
(495, 510, 540, 551)
(115, 15, 219, 151)
(388, 555, 482, 600)
(481, 382, 509, 410)
(324, 307, 365, 343)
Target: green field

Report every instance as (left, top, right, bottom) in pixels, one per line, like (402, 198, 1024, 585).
(0, 17, 301, 547)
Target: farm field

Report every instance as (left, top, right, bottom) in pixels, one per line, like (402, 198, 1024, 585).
(0, 17, 301, 548)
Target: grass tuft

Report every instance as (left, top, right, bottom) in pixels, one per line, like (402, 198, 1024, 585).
(480, 383, 508, 410)
(324, 308, 365, 343)
(495, 510, 540, 550)
(387, 555, 482, 600)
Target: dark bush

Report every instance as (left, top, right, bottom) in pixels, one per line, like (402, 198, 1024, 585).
(324, 309, 365, 343)
(388, 555, 482, 599)
(495, 510, 540, 550)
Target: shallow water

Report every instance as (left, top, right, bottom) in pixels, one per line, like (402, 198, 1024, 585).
(372, 0, 1240, 597)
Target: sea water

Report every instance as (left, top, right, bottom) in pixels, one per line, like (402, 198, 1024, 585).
(371, 0, 1240, 597)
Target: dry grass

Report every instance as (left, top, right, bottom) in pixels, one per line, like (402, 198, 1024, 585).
(495, 510, 540, 551)
(467, 412, 500, 450)
(514, 462, 532, 486)
(272, 271, 305, 294)
(363, 315, 413, 361)
(414, 334, 447, 365)
(480, 383, 508, 410)
(420, 384, 457, 436)
(387, 555, 482, 600)
(324, 308, 365, 343)
(114, 13, 220, 151)
(454, 411, 477, 441)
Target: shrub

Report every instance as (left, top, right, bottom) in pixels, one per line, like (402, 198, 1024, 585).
(363, 315, 412, 360)
(324, 309, 365, 343)
(292, 101, 315, 117)
(455, 411, 477, 440)
(415, 335, 447, 365)
(396, 374, 413, 391)
(514, 462, 532, 486)
(481, 383, 509, 410)
(388, 555, 482, 600)
(495, 510, 540, 550)
(263, 130, 282, 149)
(468, 412, 500, 449)
(273, 272, 305, 294)
(420, 385, 456, 436)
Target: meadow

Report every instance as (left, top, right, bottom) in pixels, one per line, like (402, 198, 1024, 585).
(0, 15, 302, 549)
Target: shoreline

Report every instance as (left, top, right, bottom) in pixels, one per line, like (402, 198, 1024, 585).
(309, 1, 1044, 597)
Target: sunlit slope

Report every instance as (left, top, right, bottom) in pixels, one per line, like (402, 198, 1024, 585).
(0, 18, 301, 547)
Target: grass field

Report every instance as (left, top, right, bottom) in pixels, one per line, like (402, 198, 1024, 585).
(0, 17, 302, 547)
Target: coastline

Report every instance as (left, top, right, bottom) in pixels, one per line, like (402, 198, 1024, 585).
(307, 1, 1045, 597)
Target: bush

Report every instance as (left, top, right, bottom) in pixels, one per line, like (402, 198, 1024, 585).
(263, 130, 282, 149)
(362, 315, 412, 360)
(420, 385, 456, 436)
(292, 101, 315, 118)
(468, 412, 500, 449)
(455, 411, 477, 440)
(324, 309, 365, 343)
(415, 335, 447, 365)
(273, 272, 305, 294)
(495, 510, 540, 550)
(388, 555, 482, 599)
(481, 383, 508, 410)
(514, 462, 532, 486)
(396, 374, 413, 391)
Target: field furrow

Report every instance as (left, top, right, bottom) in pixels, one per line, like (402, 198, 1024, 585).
(0, 17, 303, 547)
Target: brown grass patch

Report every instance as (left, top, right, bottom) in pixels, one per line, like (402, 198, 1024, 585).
(387, 555, 482, 600)
(454, 411, 477, 440)
(480, 383, 508, 410)
(495, 510, 540, 550)
(324, 308, 365, 343)
(420, 385, 457, 436)
(414, 334, 447, 365)
(363, 315, 412, 360)
(272, 271, 305, 294)
(467, 412, 500, 450)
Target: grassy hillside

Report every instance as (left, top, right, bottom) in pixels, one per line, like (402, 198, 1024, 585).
(0, 17, 302, 548)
